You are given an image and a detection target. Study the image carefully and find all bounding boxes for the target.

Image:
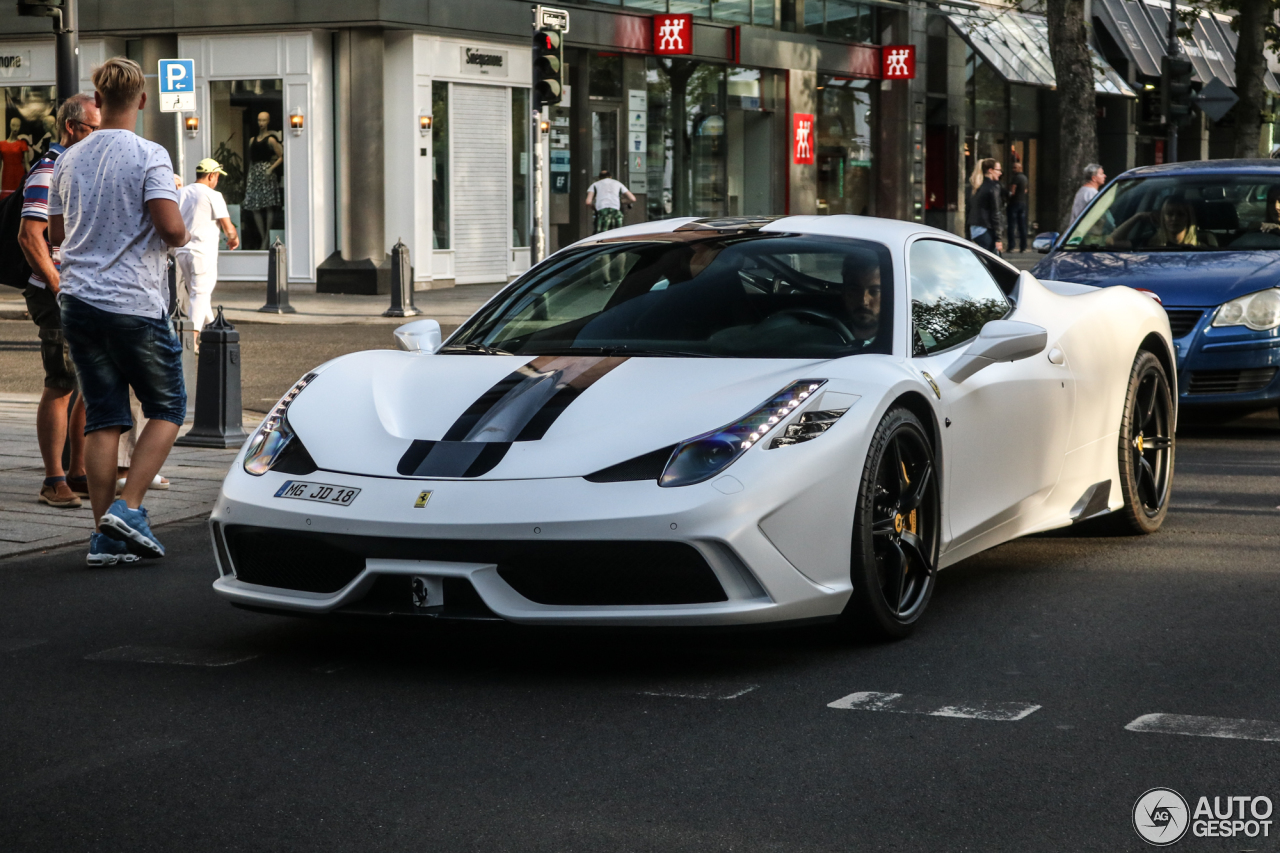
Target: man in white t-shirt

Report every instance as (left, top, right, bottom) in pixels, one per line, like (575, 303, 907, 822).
(585, 169, 635, 234)
(48, 56, 192, 565)
(177, 157, 239, 338)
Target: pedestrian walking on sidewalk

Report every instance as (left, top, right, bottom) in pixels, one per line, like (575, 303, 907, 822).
(1007, 160, 1029, 253)
(48, 57, 192, 566)
(15, 92, 98, 509)
(585, 169, 634, 234)
(1070, 163, 1107, 224)
(966, 158, 1005, 255)
(176, 157, 239, 342)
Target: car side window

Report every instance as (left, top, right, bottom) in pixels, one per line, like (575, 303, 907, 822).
(908, 240, 1011, 355)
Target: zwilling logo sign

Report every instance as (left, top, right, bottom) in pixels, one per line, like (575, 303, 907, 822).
(0, 52, 31, 79)
(460, 47, 509, 77)
(653, 14, 693, 55)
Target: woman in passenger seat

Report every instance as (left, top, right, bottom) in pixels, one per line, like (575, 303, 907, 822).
(1108, 197, 1218, 249)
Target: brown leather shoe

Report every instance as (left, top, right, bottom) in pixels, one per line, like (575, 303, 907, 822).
(39, 481, 83, 508)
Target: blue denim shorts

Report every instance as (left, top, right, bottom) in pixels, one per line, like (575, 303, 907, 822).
(60, 295, 187, 434)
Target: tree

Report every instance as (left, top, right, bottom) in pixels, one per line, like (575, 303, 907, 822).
(1185, 0, 1279, 157)
(1045, 0, 1099, 230)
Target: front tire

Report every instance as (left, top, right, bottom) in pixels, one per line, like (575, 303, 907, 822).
(1107, 350, 1174, 534)
(844, 408, 941, 639)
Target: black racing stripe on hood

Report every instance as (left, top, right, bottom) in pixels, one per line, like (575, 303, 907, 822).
(397, 440, 511, 478)
(441, 367, 537, 442)
(514, 384, 582, 441)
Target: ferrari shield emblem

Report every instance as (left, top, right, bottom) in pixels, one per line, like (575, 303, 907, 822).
(414, 490, 433, 508)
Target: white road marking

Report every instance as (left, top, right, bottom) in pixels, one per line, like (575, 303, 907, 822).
(639, 684, 759, 700)
(0, 638, 46, 653)
(86, 645, 258, 667)
(1126, 713, 1280, 743)
(828, 691, 1041, 721)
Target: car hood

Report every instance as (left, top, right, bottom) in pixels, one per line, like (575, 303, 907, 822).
(284, 351, 836, 480)
(1032, 250, 1280, 307)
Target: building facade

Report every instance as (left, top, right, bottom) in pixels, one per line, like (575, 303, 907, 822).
(0, 0, 1270, 288)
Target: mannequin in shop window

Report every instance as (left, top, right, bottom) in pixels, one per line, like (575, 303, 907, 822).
(243, 111, 283, 249)
(0, 116, 34, 199)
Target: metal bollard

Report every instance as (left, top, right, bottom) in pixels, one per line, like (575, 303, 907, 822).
(259, 237, 296, 314)
(383, 239, 422, 318)
(175, 306, 248, 448)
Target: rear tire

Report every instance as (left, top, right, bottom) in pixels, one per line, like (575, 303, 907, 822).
(842, 407, 941, 640)
(1106, 350, 1174, 535)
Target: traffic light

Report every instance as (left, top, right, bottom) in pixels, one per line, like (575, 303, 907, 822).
(16, 0, 63, 16)
(1161, 55, 1195, 126)
(533, 28, 563, 108)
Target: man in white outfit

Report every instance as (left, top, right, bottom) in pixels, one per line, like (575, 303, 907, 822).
(176, 157, 238, 341)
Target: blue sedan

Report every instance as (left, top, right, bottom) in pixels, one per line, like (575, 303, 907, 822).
(1032, 160, 1280, 417)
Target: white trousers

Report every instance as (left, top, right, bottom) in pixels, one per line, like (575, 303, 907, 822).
(176, 250, 219, 334)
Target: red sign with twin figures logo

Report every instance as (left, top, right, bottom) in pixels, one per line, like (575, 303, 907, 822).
(793, 113, 815, 165)
(882, 45, 916, 79)
(653, 14, 693, 55)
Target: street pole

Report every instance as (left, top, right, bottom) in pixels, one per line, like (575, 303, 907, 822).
(54, 0, 79, 106)
(533, 108, 546, 265)
(1166, 0, 1178, 163)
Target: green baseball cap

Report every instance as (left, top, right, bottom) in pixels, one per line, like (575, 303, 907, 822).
(195, 157, 228, 176)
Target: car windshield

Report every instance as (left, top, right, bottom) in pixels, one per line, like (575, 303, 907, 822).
(447, 233, 895, 359)
(1060, 174, 1280, 252)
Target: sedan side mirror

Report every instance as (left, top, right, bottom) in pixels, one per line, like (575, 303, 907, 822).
(394, 318, 442, 354)
(943, 320, 1048, 383)
(1032, 232, 1059, 254)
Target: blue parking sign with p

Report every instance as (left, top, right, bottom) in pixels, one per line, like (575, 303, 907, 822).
(159, 59, 194, 93)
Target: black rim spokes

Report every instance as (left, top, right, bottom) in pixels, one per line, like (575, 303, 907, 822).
(871, 432, 936, 618)
(1130, 369, 1172, 514)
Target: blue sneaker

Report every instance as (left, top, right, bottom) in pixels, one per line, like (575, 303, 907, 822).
(87, 532, 142, 567)
(99, 498, 165, 558)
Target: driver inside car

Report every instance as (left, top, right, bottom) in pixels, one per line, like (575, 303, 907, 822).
(841, 255, 883, 347)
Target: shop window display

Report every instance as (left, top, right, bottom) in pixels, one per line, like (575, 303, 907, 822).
(210, 79, 285, 251)
(1, 87, 55, 200)
(816, 77, 874, 216)
(432, 81, 450, 251)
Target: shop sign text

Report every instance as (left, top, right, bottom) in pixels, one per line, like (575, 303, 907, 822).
(460, 47, 509, 77)
(793, 113, 815, 165)
(654, 14, 693, 55)
(0, 52, 31, 79)
(882, 45, 916, 80)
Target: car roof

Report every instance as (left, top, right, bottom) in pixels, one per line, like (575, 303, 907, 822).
(574, 214, 955, 248)
(1118, 159, 1280, 179)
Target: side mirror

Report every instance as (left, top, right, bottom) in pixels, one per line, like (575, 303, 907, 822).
(1032, 232, 1059, 254)
(943, 320, 1048, 383)
(394, 319, 442, 354)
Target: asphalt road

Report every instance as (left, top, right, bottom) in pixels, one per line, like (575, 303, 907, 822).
(1, 414, 1278, 851)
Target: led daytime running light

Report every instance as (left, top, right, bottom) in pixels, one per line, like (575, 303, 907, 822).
(659, 380, 827, 488)
(243, 372, 317, 476)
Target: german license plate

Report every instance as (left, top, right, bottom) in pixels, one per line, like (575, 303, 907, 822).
(274, 480, 361, 506)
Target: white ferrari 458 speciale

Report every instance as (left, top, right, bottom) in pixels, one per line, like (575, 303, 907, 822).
(210, 215, 1175, 637)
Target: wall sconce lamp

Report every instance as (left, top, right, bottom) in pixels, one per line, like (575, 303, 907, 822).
(290, 107, 305, 135)
(419, 112, 432, 135)
(184, 115, 199, 138)
(539, 120, 550, 132)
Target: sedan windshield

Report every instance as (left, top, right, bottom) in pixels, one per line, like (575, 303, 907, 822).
(1061, 174, 1280, 252)
(447, 233, 895, 359)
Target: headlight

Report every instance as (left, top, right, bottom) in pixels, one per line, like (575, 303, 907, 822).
(243, 373, 316, 475)
(660, 379, 830, 487)
(1212, 288, 1280, 331)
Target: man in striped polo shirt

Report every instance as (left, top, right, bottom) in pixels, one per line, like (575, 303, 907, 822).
(16, 93, 98, 510)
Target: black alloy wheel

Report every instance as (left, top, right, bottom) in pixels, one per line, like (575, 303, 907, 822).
(1108, 350, 1174, 534)
(845, 408, 941, 639)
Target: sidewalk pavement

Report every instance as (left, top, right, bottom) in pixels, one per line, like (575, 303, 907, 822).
(0, 281, 506, 327)
(0, 393, 248, 560)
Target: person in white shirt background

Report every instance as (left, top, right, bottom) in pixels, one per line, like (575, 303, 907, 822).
(176, 157, 239, 344)
(584, 169, 635, 234)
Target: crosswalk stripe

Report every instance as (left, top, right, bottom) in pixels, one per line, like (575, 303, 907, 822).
(1125, 713, 1280, 743)
(828, 691, 1041, 721)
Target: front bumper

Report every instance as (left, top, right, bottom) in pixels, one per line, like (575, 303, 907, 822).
(209, 465, 852, 627)
(1173, 309, 1280, 410)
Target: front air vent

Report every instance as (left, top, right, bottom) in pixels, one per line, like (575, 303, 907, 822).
(1187, 367, 1278, 395)
(584, 445, 677, 483)
(1164, 309, 1203, 339)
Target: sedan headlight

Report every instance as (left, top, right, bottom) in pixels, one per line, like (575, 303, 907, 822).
(660, 379, 833, 487)
(243, 373, 316, 475)
(1212, 288, 1280, 331)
